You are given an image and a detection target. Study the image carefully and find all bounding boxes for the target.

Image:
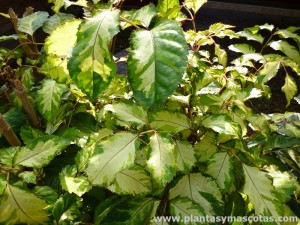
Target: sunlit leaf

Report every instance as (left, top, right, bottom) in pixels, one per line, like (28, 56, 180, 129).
(281, 74, 298, 107)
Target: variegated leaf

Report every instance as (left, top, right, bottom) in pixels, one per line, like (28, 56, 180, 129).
(68, 9, 119, 99)
(127, 20, 188, 108)
(86, 132, 138, 186)
(174, 139, 196, 173)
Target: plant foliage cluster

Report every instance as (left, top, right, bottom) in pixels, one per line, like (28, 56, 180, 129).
(0, 0, 300, 224)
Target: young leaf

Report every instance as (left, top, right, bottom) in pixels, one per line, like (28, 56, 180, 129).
(174, 139, 196, 174)
(281, 74, 298, 107)
(205, 152, 234, 193)
(17, 11, 49, 36)
(101, 197, 159, 224)
(169, 173, 223, 216)
(257, 61, 280, 84)
(202, 114, 241, 138)
(68, 9, 120, 99)
(157, 0, 180, 19)
(269, 40, 300, 64)
(170, 197, 205, 224)
(14, 135, 70, 168)
(121, 4, 156, 29)
(86, 132, 138, 186)
(108, 165, 152, 196)
(184, 0, 207, 13)
(0, 184, 49, 224)
(147, 133, 176, 186)
(215, 44, 227, 67)
(243, 165, 283, 220)
(104, 102, 148, 126)
(128, 20, 188, 108)
(60, 175, 91, 197)
(37, 79, 68, 123)
(52, 193, 82, 223)
(150, 111, 190, 133)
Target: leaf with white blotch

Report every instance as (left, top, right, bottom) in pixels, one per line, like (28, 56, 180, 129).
(282, 74, 298, 107)
(101, 197, 159, 225)
(121, 4, 156, 29)
(68, 10, 119, 99)
(128, 20, 188, 108)
(174, 140, 196, 173)
(108, 165, 152, 196)
(238, 29, 264, 43)
(229, 43, 255, 54)
(170, 198, 205, 225)
(237, 86, 262, 101)
(184, 0, 207, 13)
(105, 102, 148, 126)
(257, 61, 280, 84)
(52, 193, 82, 223)
(269, 40, 300, 64)
(150, 111, 190, 133)
(86, 132, 138, 186)
(147, 133, 176, 186)
(17, 11, 49, 36)
(0, 184, 49, 225)
(202, 114, 241, 138)
(14, 135, 70, 168)
(169, 173, 223, 216)
(243, 165, 283, 223)
(43, 13, 74, 34)
(215, 44, 227, 67)
(60, 175, 91, 197)
(205, 152, 234, 193)
(37, 79, 68, 123)
(275, 28, 300, 47)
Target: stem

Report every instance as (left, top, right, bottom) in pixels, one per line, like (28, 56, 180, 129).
(120, 16, 141, 29)
(184, 6, 196, 31)
(2, 66, 41, 129)
(8, 8, 40, 60)
(0, 113, 22, 146)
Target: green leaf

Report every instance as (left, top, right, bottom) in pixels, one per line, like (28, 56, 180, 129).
(43, 13, 74, 34)
(194, 132, 218, 162)
(202, 114, 241, 138)
(45, 19, 80, 57)
(102, 197, 159, 224)
(0, 184, 49, 225)
(33, 186, 58, 204)
(0, 147, 19, 167)
(104, 101, 148, 126)
(86, 132, 138, 186)
(281, 74, 298, 107)
(128, 20, 188, 108)
(174, 139, 196, 174)
(108, 165, 152, 196)
(238, 29, 264, 43)
(228, 43, 255, 54)
(147, 133, 176, 186)
(14, 135, 70, 168)
(52, 193, 82, 223)
(170, 197, 205, 225)
(205, 152, 234, 193)
(3, 107, 26, 133)
(37, 79, 68, 123)
(243, 165, 283, 220)
(215, 44, 227, 67)
(60, 175, 92, 197)
(184, 0, 207, 13)
(169, 173, 223, 216)
(0, 175, 6, 195)
(20, 125, 44, 146)
(18, 171, 37, 184)
(0, 35, 18, 43)
(257, 61, 280, 84)
(157, 0, 180, 19)
(269, 40, 300, 64)
(121, 4, 156, 29)
(17, 11, 49, 36)
(150, 111, 190, 133)
(264, 135, 300, 150)
(68, 9, 120, 99)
